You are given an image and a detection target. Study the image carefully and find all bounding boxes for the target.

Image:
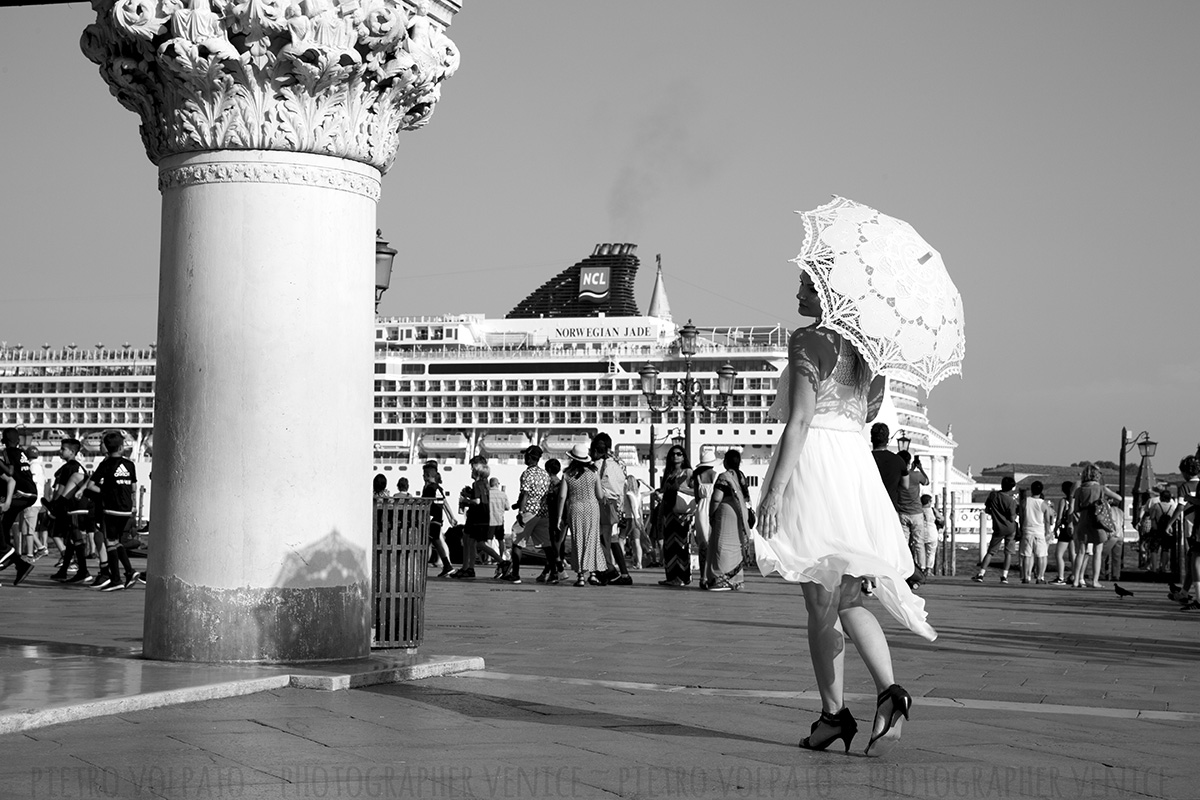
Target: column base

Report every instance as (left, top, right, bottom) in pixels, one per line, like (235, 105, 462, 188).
(143, 574, 370, 664)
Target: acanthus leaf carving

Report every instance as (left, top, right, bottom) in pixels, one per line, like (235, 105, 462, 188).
(83, 0, 459, 173)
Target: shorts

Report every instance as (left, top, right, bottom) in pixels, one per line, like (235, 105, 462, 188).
(899, 513, 926, 543)
(985, 530, 1019, 556)
(103, 514, 133, 544)
(491, 524, 505, 541)
(1020, 533, 1048, 558)
(517, 514, 551, 549)
(1077, 526, 1108, 547)
(427, 521, 443, 542)
(466, 523, 492, 543)
(54, 512, 81, 544)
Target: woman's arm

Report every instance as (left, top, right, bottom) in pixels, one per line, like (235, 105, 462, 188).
(555, 478, 569, 529)
(709, 478, 727, 522)
(757, 329, 832, 538)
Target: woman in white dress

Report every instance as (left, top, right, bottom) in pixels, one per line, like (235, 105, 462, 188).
(756, 270, 937, 757)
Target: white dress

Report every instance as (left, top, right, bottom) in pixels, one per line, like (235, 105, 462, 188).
(754, 338, 937, 641)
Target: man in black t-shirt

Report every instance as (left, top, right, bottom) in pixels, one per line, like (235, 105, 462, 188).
(48, 438, 91, 583)
(0, 428, 39, 585)
(79, 431, 140, 591)
(973, 476, 1019, 583)
(869, 423, 908, 514)
(421, 461, 454, 577)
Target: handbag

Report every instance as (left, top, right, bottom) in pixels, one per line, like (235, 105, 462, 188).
(1092, 498, 1115, 533)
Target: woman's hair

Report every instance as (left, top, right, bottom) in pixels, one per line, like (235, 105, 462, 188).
(372, 474, 388, 494)
(565, 459, 595, 478)
(397, 477, 409, 492)
(664, 446, 690, 474)
(473, 463, 490, 480)
(723, 448, 741, 471)
(1079, 462, 1101, 483)
(1180, 455, 1199, 479)
(1030, 480, 1043, 496)
(1061, 480, 1074, 495)
(591, 433, 612, 457)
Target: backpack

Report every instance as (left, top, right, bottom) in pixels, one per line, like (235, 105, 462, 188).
(597, 456, 626, 503)
(596, 456, 626, 523)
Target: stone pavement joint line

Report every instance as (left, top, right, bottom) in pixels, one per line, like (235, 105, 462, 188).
(0, 652, 484, 736)
(465, 670, 1200, 722)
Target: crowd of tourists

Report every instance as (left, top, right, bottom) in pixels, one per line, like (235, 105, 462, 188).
(967, 454, 1200, 599)
(0, 428, 143, 591)
(378, 433, 757, 590)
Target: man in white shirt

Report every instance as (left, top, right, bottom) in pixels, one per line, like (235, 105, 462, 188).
(22, 446, 49, 558)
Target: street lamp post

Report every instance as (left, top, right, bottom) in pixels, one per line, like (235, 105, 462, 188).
(638, 319, 738, 473)
(1121, 429, 1156, 568)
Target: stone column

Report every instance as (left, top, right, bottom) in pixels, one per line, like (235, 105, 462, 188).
(82, 0, 461, 663)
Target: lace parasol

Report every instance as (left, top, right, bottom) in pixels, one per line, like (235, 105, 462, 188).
(795, 196, 966, 393)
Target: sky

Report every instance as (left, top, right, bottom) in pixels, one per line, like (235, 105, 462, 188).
(1, 2, 1197, 475)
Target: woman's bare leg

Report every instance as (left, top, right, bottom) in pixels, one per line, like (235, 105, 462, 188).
(800, 581, 846, 714)
(836, 577, 896, 693)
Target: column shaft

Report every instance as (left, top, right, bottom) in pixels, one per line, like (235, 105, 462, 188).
(143, 150, 378, 663)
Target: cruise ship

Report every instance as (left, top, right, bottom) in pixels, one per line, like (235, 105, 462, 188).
(0, 243, 969, 516)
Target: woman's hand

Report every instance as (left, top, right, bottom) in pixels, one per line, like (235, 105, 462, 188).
(757, 489, 782, 539)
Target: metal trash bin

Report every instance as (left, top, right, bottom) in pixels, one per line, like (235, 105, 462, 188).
(373, 496, 433, 651)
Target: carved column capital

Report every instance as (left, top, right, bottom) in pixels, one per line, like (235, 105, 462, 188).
(82, 0, 460, 173)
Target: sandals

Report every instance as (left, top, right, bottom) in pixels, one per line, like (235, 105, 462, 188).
(865, 684, 912, 757)
(799, 708, 857, 753)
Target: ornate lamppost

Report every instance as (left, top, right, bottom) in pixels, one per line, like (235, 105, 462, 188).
(376, 229, 398, 313)
(638, 320, 738, 477)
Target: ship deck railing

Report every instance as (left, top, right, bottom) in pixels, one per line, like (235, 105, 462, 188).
(375, 343, 790, 360)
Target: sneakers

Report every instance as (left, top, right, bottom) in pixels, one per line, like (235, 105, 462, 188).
(534, 572, 548, 584)
(124, 572, 142, 589)
(609, 574, 633, 586)
(65, 570, 92, 584)
(101, 581, 125, 592)
(971, 574, 985, 582)
(546, 573, 561, 585)
(999, 575, 1009, 584)
(91, 577, 113, 590)
(450, 569, 476, 580)
(12, 559, 32, 587)
(436, 565, 454, 578)
(500, 573, 522, 584)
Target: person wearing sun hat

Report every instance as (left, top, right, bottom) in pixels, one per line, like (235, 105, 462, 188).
(690, 451, 720, 586)
(555, 443, 609, 586)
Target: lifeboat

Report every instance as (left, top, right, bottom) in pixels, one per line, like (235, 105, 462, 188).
(480, 433, 532, 454)
(540, 432, 592, 457)
(419, 433, 470, 454)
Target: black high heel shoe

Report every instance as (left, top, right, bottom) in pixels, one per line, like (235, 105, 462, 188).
(865, 684, 912, 756)
(798, 708, 858, 753)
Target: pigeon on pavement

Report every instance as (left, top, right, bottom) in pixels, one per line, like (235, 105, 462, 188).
(1114, 584, 1134, 598)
